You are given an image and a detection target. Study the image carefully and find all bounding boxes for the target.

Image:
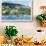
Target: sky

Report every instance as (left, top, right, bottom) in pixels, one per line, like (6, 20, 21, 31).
(2, 0, 32, 7)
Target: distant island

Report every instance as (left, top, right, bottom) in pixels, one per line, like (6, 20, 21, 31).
(2, 2, 31, 15)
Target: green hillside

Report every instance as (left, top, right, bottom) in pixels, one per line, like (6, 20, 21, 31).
(2, 2, 31, 15)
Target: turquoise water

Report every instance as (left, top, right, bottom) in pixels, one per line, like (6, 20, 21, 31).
(2, 15, 31, 20)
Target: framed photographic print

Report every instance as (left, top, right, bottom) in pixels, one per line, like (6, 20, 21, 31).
(2, 0, 33, 21)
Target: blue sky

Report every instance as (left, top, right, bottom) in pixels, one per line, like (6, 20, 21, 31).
(2, 0, 32, 7)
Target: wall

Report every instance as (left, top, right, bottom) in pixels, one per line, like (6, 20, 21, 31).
(0, 0, 46, 39)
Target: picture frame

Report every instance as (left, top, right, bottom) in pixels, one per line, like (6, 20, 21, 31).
(2, 0, 33, 21)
